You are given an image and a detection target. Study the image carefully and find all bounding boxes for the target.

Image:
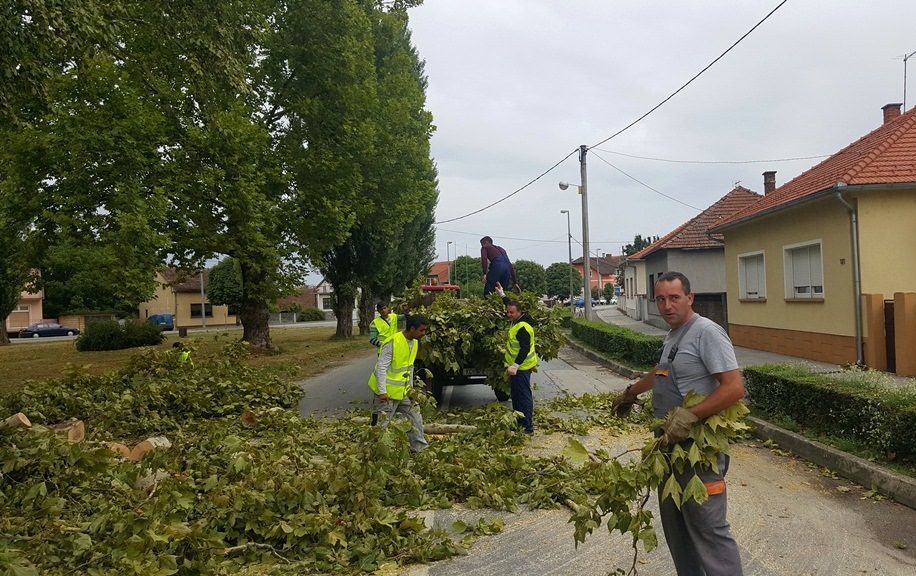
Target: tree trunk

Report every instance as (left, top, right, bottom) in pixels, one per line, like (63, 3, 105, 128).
(357, 287, 373, 336)
(238, 260, 274, 349)
(333, 283, 357, 338)
(0, 330, 9, 346)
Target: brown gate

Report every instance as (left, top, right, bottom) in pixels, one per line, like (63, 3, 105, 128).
(885, 300, 896, 373)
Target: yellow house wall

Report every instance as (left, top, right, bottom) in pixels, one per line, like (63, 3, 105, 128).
(138, 274, 236, 327)
(723, 197, 854, 337)
(856, 187, 916, 296)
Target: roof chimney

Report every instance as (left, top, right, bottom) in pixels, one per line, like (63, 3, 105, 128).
(882, 103, 902, 124)
(762, 170, 776, 195)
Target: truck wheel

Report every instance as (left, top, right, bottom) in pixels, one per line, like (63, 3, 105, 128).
(494, 388, 510, 402)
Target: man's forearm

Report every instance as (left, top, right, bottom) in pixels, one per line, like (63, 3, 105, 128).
(628, 370, 656, 396)
(689, 369, 745, 419)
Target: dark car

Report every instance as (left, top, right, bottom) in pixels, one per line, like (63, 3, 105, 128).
(18, 322, 81, 338)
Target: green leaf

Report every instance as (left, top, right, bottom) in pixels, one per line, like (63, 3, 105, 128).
(562, 437, 590, 465)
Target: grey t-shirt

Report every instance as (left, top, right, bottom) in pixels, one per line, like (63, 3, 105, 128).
(659, 314, 739, 399)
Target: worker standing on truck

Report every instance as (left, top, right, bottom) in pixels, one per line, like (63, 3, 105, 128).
(368, 314, 429, 452)
(495, 283, 536, 434)
(612, 271, 745, 575)
(369, 302, 404, 350)
(481, 236, 516, 296)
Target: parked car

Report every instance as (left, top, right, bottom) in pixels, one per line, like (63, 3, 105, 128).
(18, 323, 80, 338)
(147, 313, 175, 331)
(574, 297, 585, 308)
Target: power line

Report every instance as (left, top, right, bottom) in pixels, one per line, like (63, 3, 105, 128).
(588, 0, 789, 150)
(437, 227, 630, 244)
(590, 151, 704, 212)
(589, 147, 828, 165)
(434, 147, 579, 224)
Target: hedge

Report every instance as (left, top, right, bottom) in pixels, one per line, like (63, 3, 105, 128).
(75, 320, 164, 351)
(296, 307, 326, 321)
(744, 365, 916, 462)
(570, 318, 663, 368)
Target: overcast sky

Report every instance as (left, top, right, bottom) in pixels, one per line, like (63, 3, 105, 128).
(403, 0, 916, 269)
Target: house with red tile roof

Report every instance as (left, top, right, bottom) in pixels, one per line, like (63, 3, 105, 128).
(710, 103, 916, 372)
(572, 254, 623, 295)
(623, 186, 762, 330)
(426, 261, 453, 285)
(138, 269, 238, 329)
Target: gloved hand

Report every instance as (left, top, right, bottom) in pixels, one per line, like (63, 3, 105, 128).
(611, 385, 639, 416)
(660, 407, 699, 445)
(495, 282, 505, 297)
(507, 363, 518, 376)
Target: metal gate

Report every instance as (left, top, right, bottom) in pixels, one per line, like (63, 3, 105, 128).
(885, 300, 896, 373)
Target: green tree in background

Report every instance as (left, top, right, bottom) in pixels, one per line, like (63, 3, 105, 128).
(603, 283, 616, 303)
(545, 262, 582, 300)
(514, 260, 547, 296)
(623, 234, 658, 256)
(207, 258, 243, 316)
(451, 255, 484, 298)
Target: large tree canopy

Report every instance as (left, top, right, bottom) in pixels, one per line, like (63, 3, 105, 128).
(545, 262, 582, 300)
(514, 260, 547, 296)
(1, 0, 437, 346)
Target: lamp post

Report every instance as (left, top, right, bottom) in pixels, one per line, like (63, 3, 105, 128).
(559, 145, 591, 318)
(446, 241, 453, 284)
(560, 210, 574, 315)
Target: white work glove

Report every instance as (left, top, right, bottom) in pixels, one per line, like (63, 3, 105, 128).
(507, 363, 519, 376)
(495, 282, 505, 297)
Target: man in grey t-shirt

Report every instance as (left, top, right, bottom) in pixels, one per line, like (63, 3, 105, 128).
(612, 271, 746, 576)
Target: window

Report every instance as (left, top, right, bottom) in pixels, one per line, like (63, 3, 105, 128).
(16, 304, 30, 312)
(648, 274, 655, 301)
(190, 303, 213, 318)
(321, 296, 333, 311)
(738, 252, 766, 299)
(784, 242, 823, 299)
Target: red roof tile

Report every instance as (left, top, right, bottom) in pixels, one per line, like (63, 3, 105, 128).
(628, 186, 762, 260)
(428, 261, 452, 283)
(714, 105, 916, 230)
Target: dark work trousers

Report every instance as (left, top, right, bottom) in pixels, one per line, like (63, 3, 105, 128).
(509, 369, 533, 433)
(658, 452, 743, 576)
(484, 255, 512, 296)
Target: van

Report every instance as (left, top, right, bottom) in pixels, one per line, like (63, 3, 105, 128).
(147, 314, 174, 331)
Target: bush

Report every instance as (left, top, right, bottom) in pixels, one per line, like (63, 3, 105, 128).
(570, 319, 662, 369)
(744, 364, 916, 462)
(75, 320, 164, 351)
(296, 307, 326, 321)
(556, 307, 573, 329)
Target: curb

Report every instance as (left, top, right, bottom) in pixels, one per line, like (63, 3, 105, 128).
(562, 334, 916, 510)
(562, 335, 646, 379)
(748, 416, 916, 509)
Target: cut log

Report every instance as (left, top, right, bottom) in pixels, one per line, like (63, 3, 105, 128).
(422, 423, 476, 434)
(2, 412, 31, 430)
(128, 436, 172, 461)
(51, 419, 85, 443)
(107, 442, 132, 458)
(351, 416, 476, 434)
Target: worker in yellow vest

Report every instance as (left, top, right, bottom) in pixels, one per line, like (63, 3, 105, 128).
(172, 342, 193, 367)
(369, 302, 404, 349)
(368, 314, 429, 451)
(495, 283, 537, 434)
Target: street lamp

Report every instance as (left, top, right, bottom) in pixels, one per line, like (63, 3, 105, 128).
(559, 145, 591, 318)
(560, 210, 574, 315)
(446, 241, 453, 284)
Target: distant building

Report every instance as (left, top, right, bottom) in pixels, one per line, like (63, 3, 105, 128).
(139, 269, 236, 328)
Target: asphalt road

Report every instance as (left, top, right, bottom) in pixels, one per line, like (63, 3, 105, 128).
(298, 345, 916, 576)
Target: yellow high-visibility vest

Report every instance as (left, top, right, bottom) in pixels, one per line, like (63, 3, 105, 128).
(368, 332, 417, 400)
(505, 321, 537, 371)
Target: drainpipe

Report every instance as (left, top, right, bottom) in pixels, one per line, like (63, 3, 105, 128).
(835, 187, 864, 366)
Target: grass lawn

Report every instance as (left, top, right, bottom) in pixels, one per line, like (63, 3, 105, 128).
(0, 326, 370, 396)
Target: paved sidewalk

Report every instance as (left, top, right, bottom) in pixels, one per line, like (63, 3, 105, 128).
(594, 306, 840, 372)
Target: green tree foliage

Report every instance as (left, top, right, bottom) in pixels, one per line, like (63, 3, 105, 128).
(622, 234, 659, 256)
(206, 258, 243, 315)
(513, 259, 547, 295)
(545, 262, 582, 299)
(451, 255, 484, 298)
(603, 283, 616, 302)
(40, 240, 157, 318)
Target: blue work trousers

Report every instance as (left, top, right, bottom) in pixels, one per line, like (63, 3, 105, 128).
(484, 256, 512, 295)
(509, 369, 533, 433)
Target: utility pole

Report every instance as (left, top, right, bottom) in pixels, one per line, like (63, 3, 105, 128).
(199, 270, 207, 330)
(905, 50, 916, 110)
(579, 145, 592, 320)
(561, 210, 573, 315)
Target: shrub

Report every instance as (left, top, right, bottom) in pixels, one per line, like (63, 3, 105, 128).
(296, 307, 326, 321)
(570, 319, 662, 369)
(75, 320, 164, 351)
(556, 307, 573, 329)
(744, 364, 916, 462)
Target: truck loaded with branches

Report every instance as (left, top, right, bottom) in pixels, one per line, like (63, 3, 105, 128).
(405, 286, 565, 403)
